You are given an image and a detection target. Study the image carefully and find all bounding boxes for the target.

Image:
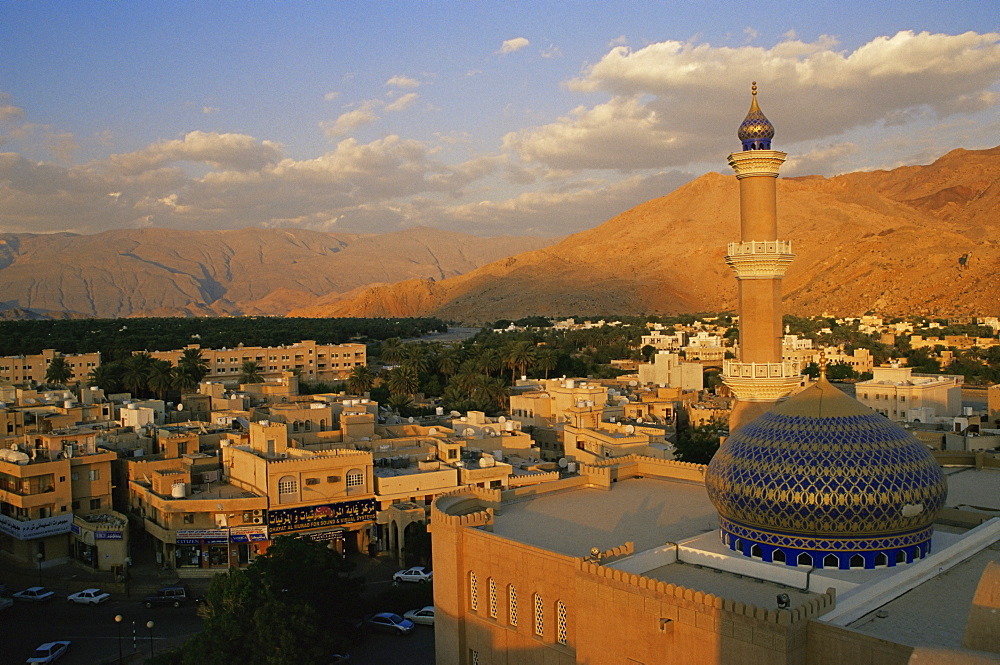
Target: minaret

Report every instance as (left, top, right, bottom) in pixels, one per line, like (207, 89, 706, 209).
(723, 83, 800, 432)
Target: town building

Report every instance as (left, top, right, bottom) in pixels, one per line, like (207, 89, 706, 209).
(147, 340, 366, 384)
(637, 352, 704, 391)
(855, 365, 963, 423)
(0, 349, 101, 386)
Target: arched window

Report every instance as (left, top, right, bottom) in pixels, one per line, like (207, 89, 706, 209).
(319, 418, 327, 431)
(469, 572, 478, 612)
(850, 554, 865, 569)
(733, 538, 742, 553)
(772, 549, 786, 564)
(304, 420, 312, 431)
(896, 550, 907, 564)
(875, 552, 888, 567)
(346, 469, 365, 494)
(277, 475, 297, 504)
(556, 600, 567, 645)
(750, 543, 762, 559)
(533, 593, 544, 636)
(488, 578, 497, 619)
(292, 421, 300, 433)
(508, 585, 518, 626)
(823, 554, 839, 569)
(797, 552, 813, 566)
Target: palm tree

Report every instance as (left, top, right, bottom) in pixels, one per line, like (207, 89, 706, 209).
(483, 376, 509, 412)
(44, 356, 73, 386)
(177, 347, 209, 384)
(435, 346, 459, 379)
(88, 363, 125, 393)
(402, 344, 429, 375)
(535, 349, 558, 379)
(387, 365, 420, 397)
(347, 365, 376, 395)
(475, 348, 501, 377)
(147, 359, 175, 400)
(503, 341, 536, 383)
(379, 338, 404, 366)
(239, 360, 265, 385)
(122, 352, 152, 397)
(386, 392, 413, 416)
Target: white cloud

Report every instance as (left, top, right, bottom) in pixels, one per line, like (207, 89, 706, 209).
(541, 44, 562, 59)
(386, 75, 420, 89)
(324, 91, 340, 101)
(202, 106, 220, 115)
(385, 93, 418, 112)
(320, 101, 381, 137)
(107, 131, 283, 173)
(499, 37, 530, 54)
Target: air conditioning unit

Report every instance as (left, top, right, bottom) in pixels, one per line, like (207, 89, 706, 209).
(252, 517, 264, 524)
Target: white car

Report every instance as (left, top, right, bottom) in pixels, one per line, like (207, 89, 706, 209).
(403, 605, 435, 625)
(25, 641, 70, 663)
(13, 587, 55, 602)
(392, 566, 433, 584)
(67, 588, 110, 605)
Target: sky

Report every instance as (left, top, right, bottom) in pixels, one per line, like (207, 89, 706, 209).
(1, 1, 998, 238)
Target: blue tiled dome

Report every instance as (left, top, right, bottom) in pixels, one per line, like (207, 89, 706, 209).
(705, 378, 947, 570)
(737, 82, 774, 150)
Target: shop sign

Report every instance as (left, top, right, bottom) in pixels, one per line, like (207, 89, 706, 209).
(176, 528, 229, 545)
(95, 531, 123, 540)
(229, 525, 269, 543)
(0, 513, 73, 540)
(307, 529, 346, 542)
(268, 498, 376, 535)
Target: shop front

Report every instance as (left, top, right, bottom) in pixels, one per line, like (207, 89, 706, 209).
(70, 512, 128, 572)
(267, 498, 376, 554)
(175, 529, 230, 570)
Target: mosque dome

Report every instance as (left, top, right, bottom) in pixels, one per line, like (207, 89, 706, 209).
(737, 82, 775, 150)
(705, 377, 947, 570)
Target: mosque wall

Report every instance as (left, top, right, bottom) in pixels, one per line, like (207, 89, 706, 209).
(805, 622, 912, 665)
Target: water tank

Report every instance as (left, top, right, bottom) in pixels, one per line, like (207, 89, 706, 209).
(567, 462, 577, 473)
(171, 482, 187, 498)
(566, 379, 575, 389)
(64, 400, 74, 409)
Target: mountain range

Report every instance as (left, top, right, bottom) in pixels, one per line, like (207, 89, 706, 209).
(289, 145, 1000, 323)
(2, 145, 997, 323)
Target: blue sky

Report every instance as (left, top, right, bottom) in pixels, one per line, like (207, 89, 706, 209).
(1, 1, 998, 237)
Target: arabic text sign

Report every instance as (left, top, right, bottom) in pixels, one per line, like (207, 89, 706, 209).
(0, 513, 73, 540)
(268, 498, 376, 535)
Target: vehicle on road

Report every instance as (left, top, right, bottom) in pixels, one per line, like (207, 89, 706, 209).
(25, 640, 70, 663)
(67, 588, 110, 605)
(392, 566, 432, 584)
(363, 612, 415, 635)
(143, 585, 189, 608)
(403, 605, 435, 626)
(13, 587, 55, 602)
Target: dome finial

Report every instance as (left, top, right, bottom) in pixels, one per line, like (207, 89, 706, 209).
(737, 81, 774, 150)
(819, 350, 828, 380)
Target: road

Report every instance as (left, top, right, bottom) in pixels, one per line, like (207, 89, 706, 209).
(0, 596, 202, 665)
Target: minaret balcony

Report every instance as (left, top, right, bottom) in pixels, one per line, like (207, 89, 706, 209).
(725, 241, 794, 279)
(723, 360, 802, 402)
(723, 359, 799, 380)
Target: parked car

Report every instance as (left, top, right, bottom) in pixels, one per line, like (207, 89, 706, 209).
(392, 566, 433, 584)
(25, 640, 70, 663)
(13, 587, 55, 602)
(403, 605, 435, 626)
(143, 585, 189, 608)
(67, 588, 110, 605)
(363, 612, 415, 635)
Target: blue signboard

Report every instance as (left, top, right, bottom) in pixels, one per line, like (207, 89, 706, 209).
(268, 498, 376, 535)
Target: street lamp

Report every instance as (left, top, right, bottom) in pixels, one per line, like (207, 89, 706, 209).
(146, 621, 155, 658)
(36, 552, 43, 587)
(114, 615, 123, 665)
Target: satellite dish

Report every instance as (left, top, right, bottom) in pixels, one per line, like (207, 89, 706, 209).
(177, 404, 184, 411)
(464, 428, 475, 437)
(428, 427, 437, 436)
(625, 424, 635, 434)
(498, 416, 506, 423)
(636, 417, 644, 424)
(408, 416, 414, 423)
(558, 458, 568, 468)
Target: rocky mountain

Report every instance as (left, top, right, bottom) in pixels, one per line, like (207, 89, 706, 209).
(288, 146, 1000, 324)
(0, 227, 554, 318)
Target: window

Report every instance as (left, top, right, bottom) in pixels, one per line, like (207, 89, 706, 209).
(469, 572, 478, 611)
(71, 472, 79, 481)
(556, 601, 567, 645)
(305, 477, 319, 486)
(90, 498, 101, 509)
(346, 470, 364, 488)
(489, 578, 497, 618)
(533, 593, 544, 636)
(183, 513, 194, 524)
(508, 585, 518, 626)
(88, 469, 100, 481)
(277, 476, 298, 503)
(470, 650, 479, 665)
(71, 501, 80, 510)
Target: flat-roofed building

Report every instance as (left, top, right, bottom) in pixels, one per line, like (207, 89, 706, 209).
(0, 349, 101, 386)
(856, 365, 963, 423)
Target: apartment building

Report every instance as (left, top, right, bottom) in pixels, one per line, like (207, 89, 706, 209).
(0, 349, 101, 386)
(856, 365, 963, 423)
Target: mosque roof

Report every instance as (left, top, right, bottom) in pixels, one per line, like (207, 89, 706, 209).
(705, 377, 948, 538)
(737, 82, 775, 148)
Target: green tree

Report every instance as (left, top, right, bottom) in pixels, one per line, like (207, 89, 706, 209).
(147, 359, 175, 400)
(88, 362, 125, 394)
(44, 356, 73, 385)
(122, 352, 152, 397)
(239, 360, 264, 384)
(535, 349, 558, 379)
(379, 338, 404, 365)
(177, 347, 209, 386)
(674, 420, 727, 464)
(503, 340, 536, 383)
(347, 364, 376, 395)
(387, 364, 420, 397)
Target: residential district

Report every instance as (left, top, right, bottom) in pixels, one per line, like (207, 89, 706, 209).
(2, 87, 999, 665)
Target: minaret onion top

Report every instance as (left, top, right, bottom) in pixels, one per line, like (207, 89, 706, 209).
(737, 82, 774, 150)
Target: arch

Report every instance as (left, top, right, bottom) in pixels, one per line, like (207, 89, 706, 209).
(772, 549, 786, 564)
(488, 577, 497, 618)
(507, 584, 518, 627)
(750, 543, 762, 559)
(469, 572, 479, 612)
(896, 550, 907, 564)
(733, 538, 742, 554)
(319, 418, 327, 431)
(277, 475, 297, 504)
(556, 600, 568, 646)
(533, 593, 544, 636)
(823, 554, 839, 569)
(849, 554, 865, 569)
(797, 552, 813, 567)
(875, 552, 889, 567)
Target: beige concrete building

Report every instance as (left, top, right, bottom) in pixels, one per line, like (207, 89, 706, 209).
(0, 349, 101, 386)
(638, 352, 704, 391)
(509, 378, 608, 429)
(856, 365, 963, 423)
(148, 340, 366, 384)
